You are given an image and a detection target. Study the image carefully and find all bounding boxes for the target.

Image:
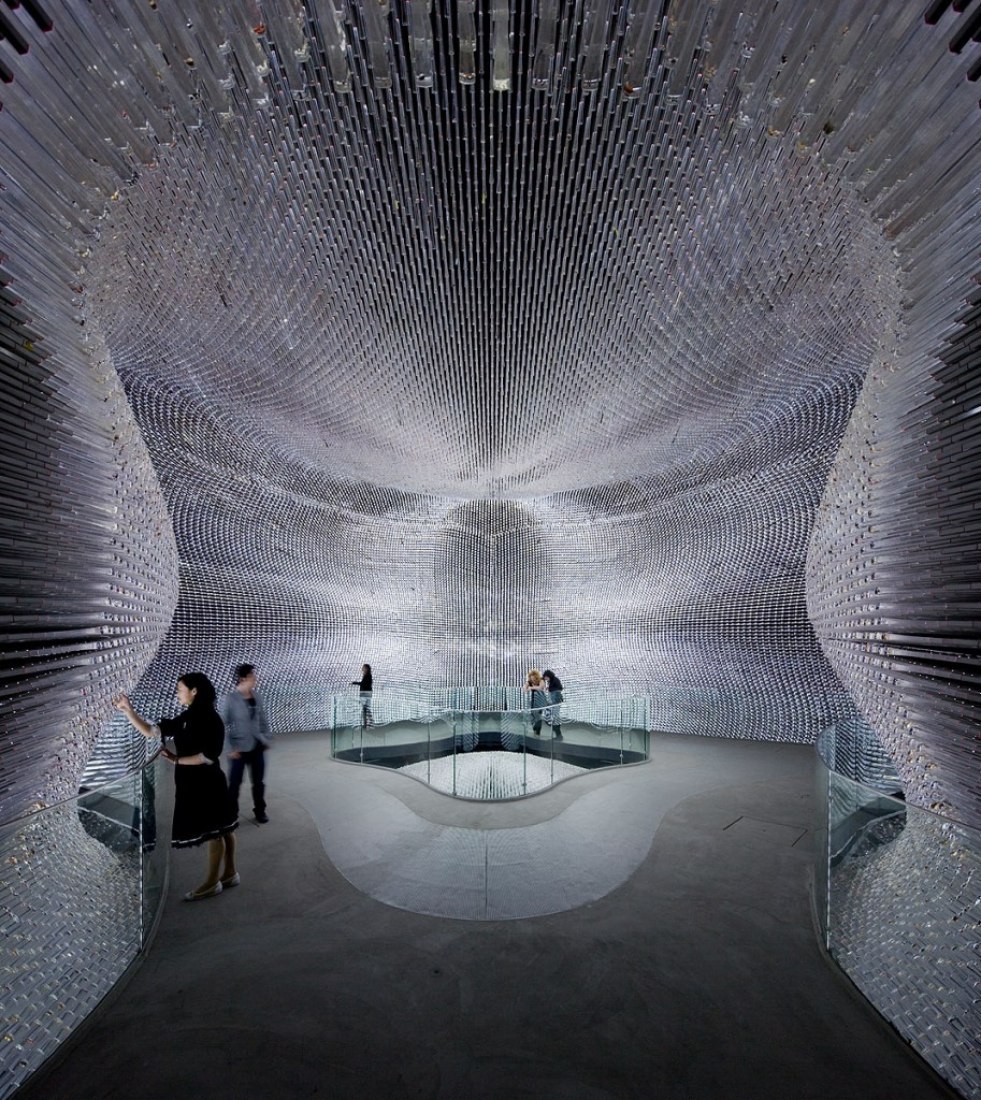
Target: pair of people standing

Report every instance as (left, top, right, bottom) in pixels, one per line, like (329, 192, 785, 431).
(113, 663, 272, 902)
(524, 668, 564, 737)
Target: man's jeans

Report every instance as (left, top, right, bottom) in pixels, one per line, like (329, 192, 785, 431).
(228, 746, 266, 816)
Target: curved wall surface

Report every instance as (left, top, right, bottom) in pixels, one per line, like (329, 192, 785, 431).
(0, 0, 979, 1094)
(9, 0, 911, 745)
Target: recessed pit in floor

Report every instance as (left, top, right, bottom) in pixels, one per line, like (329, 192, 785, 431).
(399, 750, 586, 799)
(331, 713, 650, 800)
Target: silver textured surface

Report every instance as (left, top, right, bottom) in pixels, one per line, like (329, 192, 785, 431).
(829, 799, 981, 1099)
(0, 1, 977, 803)
(1, 1, 980, 1096)
(0, 791, 145, 1100)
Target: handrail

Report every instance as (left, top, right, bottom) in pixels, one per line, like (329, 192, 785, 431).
(0, 747, 168, 1100)
(814, 726, 981, 1099)
(0, 745, 162, 831)
(816, 724, 976, 835)
(329, 692, 651, 800)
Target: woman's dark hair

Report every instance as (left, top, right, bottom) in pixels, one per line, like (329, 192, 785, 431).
(178, 672, 217, 709)
(542, 669, 563, 691)
(234, 663, 255, 684)
(363, 663, 372, 674)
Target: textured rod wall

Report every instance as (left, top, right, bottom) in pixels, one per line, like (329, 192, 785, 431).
(73, 0, 891, 751)
(0, 5, 979, 828)
(0, 45, 179, 822)
(1, 0, 980, 1093)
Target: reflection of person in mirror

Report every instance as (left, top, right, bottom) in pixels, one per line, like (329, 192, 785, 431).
(114, 673, 238, 901)
(542, 669, 564, 739)
(524, 669, 547, 735)
(352, 663, 373, 728)
(222, 663, 273, 825)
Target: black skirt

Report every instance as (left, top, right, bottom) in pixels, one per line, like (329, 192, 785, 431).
(172, 761, 238, 848)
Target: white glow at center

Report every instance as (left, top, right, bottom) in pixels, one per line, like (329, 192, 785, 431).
(399, 750, 586, 799)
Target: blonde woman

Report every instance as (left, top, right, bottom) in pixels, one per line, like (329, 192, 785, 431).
(524, 668, 548, 735)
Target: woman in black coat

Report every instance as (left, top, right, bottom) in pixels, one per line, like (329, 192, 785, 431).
(542, 669, 564, 739)
(115, 672, 238, 900)
(351, 662, 373, 728)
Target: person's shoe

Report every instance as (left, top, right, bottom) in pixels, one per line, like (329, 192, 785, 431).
(254, 811, 269, 824)
(183, 882, 222, 901)
(220, 872, 241, 889)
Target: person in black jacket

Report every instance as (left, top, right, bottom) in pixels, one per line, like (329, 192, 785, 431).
(542, 669, 564, 739)
(351, 662, 373, 728)
(115, 672, 238, 900)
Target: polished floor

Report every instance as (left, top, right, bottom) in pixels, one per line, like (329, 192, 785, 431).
(28, 732, 957, 1100)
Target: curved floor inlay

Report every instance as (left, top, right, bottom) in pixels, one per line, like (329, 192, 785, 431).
(283, 733, 807, 919)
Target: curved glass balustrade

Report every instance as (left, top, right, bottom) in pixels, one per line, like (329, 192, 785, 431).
(329, 686, 650, 798)
(815, 727, 981, 1100)
(0, 756, 167, 1100)
(8, 711, 974, 1099)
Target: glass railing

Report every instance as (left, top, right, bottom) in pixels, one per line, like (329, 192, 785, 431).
(329, 688, 650, 799)
(814, 727, 981, 1100)
(0, 754, 168, 1100)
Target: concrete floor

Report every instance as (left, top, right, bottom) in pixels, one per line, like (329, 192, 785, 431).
(27, 732, 956, 1100)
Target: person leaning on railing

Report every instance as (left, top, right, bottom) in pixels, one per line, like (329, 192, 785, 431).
(351, 662, 373, 728)
(114, 673, 239, 901)
(524, 669, 547, 735)
(542, 669, 564, 739)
